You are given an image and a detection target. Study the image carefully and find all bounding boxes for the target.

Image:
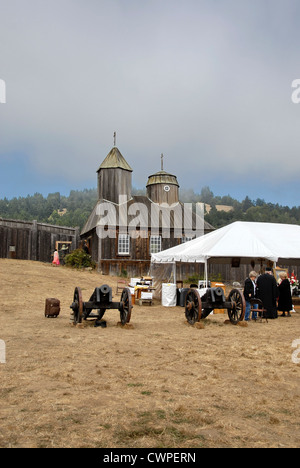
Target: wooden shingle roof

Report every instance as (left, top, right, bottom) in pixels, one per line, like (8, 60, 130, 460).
(97, 147, 133, 172)
(146, 170, 179, 188)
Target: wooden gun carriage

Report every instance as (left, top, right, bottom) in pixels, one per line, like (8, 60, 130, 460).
(70, 284, 132, 326)
(185, 287, 246, 325)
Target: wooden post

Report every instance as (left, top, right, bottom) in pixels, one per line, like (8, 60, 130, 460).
(31, 220, 38, 261)
(74, 227, 80, 250)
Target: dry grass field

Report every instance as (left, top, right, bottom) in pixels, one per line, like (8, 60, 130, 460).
(0, 259, 299, 448)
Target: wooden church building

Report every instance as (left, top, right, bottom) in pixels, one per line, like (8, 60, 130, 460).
(81, 145, 214, 277)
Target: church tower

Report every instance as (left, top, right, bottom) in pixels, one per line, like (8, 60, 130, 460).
(146, 154, 179, 205)
(97, 141, 133, 204)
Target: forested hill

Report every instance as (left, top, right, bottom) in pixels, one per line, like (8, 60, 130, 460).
(0, 186, 300, 231)
(0, 189, 98, 231)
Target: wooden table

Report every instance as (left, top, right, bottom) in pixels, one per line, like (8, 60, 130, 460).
(129, 285, 156, 300)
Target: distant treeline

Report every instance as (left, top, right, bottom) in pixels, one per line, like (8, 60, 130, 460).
(185, 186, 300, 229)
(0, 189, 98, 231)
(0, 186, 300, 231)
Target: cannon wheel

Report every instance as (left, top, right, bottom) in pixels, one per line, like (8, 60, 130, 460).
(120, 288, 132, 325)
(73, 287, 84, 324)
(227, 289, 246, 324)
(185, 289, 202, 325)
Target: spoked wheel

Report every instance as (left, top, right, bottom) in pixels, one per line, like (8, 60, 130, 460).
(72, 287, 84, 324)
(227, 289, 246, 324)
(120, 288, 132, 325)
(185, 289, 202, 325)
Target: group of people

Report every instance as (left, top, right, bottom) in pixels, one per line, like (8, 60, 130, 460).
(52, 244, 71, 266)
(243, 268, 293, 321)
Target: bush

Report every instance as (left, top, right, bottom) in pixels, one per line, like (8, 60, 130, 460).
(64, 248, 96, 270)
(186, 273, 223, 284)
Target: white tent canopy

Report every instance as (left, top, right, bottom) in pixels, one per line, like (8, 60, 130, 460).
(151, 221, 300, 269)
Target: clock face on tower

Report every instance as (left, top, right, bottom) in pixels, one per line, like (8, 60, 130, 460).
(164, 185, 170, 192)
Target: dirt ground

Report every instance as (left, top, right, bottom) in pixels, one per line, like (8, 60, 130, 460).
(0, 259, 299, 448)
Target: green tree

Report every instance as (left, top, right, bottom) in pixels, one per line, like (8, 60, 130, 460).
(199, 186, 214, 204)
(242, 196, 254, 212)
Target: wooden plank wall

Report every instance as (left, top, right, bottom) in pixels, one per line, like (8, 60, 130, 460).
(98, 168, 132, 205)
(0, 218, 80, 262)
(175, 262, 300, 285)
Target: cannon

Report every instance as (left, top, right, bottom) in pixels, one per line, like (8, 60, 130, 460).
(70, 284, 132, 326)
(185, 287, 246, 325)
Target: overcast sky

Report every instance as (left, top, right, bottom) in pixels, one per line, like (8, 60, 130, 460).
(1, 0, 300, 206)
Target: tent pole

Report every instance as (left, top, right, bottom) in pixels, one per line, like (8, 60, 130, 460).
(205, 259, 208, 288)
(173, 262, 177, 285)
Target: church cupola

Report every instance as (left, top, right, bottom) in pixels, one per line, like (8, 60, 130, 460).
(146, 154, 179, 205)
(97, 136, 133, 204)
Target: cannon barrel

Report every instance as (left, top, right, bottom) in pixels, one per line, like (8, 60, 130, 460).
(214, 287, 223, 296)
(96, 284, 112, 303)
(201, 287, 225, 304)
(100, 284, 111, 295)
(210, 287, 225, 302)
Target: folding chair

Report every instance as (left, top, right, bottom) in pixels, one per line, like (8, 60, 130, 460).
(250, 298, 268, 323)
(116, 280, 126, 294)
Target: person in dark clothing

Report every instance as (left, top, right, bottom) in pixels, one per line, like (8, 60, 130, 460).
(277, 272, 293, 317)
(83, 240, 89, 254)
(256, 268, 278, 319)
(243, 271, 258, 321)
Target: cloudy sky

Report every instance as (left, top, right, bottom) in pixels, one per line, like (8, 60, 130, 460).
(1, 0, 300, 206)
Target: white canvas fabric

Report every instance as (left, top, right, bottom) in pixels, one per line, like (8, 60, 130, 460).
(151, 221, 300, 265)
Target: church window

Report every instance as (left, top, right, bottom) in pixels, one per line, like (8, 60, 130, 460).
(118, 234, 130, 255)
(150, 235, 162, 254)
